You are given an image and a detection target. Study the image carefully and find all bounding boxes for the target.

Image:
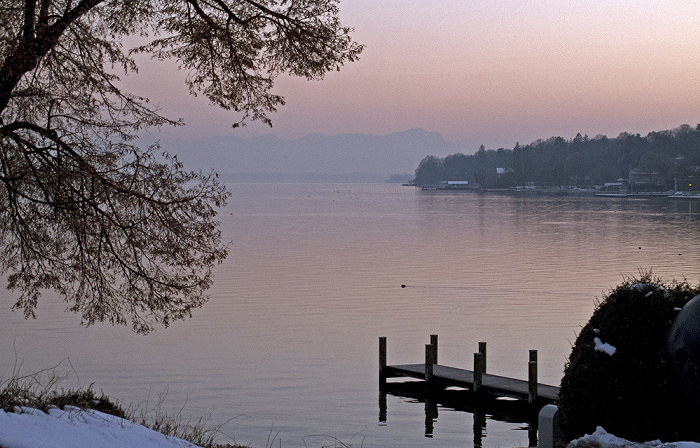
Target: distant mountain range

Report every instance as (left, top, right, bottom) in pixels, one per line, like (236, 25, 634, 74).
(161, 128, 454, 182)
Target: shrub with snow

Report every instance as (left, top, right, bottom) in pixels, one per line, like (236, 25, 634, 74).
(558, 274, 700, 444)
(568, 426, 700, 448)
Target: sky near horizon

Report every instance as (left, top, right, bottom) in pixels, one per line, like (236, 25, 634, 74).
(127, 0, 700, 151)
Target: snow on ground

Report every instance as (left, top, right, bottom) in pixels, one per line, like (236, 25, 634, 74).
(569, 426, 700, 448)
(0, 406, 201, 448)
(4, 406, 700, 448)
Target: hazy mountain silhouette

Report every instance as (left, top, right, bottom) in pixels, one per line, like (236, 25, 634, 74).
(164, 128, 451, 182)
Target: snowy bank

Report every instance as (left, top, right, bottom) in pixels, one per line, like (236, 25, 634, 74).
(569, 427, 700, 448)
(5, 406, 700, 448)
(0, 406, 201, 448)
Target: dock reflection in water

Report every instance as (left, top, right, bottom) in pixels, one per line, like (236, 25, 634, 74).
(379, 382, 537, 447)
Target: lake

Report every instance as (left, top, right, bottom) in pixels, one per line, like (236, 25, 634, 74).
(2, 183, 700, 447)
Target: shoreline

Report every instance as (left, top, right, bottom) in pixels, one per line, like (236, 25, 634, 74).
(413, 185, 700, 199)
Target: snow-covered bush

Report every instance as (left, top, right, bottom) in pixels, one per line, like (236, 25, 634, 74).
(558, 274, 700, 443)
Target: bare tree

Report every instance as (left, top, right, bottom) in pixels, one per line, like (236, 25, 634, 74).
(0, 0, 363, 333)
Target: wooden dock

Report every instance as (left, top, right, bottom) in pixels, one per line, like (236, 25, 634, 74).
(379, 335, 560, 406)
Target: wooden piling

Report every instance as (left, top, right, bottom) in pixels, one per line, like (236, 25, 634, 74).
(473, 352, 483, 394)
(425, 344, 435, 388)
(528, 350, 538, 406)
(430, 334, 438, 364)
(478, 342, 487, 374)
(379, 337, 387, 387)
(529, 349, 538, 363)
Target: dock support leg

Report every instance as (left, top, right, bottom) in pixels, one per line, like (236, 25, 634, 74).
(528, 350, 538, 408)
(430, 334, 438, 365)
(473, 352, 483, 395)
(379, 337, 387, 388)
(425, 344, 435, 390)
(478, 341, 487, 374)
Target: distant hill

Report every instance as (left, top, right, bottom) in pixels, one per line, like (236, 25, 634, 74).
(161, 128, 451, 182)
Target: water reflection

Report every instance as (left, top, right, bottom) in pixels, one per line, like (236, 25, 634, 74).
(379, 381, 538, 446)
(424, 395, 438, 438)
(473, 408, 486, 448)
(5, 184, 700, 448)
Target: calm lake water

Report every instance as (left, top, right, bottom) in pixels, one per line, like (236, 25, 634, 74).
(3, 183, 700, 447)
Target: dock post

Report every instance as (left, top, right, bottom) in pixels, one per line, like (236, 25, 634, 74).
(379, 337, 387, 388)
(528, 350, 538, 407)
(478, 342, 487, 374)
(425, 344, 435, 389)
(473, 352, 483, 395)
(430, 334, 438, 365)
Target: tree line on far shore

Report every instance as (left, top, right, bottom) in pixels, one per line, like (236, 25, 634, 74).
(412, 124, 700, 190)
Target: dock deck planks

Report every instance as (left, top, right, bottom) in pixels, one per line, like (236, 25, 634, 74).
(384, 363, 559, 403)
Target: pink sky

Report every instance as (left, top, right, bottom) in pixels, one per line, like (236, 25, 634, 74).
(126, 0, 700, 151)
